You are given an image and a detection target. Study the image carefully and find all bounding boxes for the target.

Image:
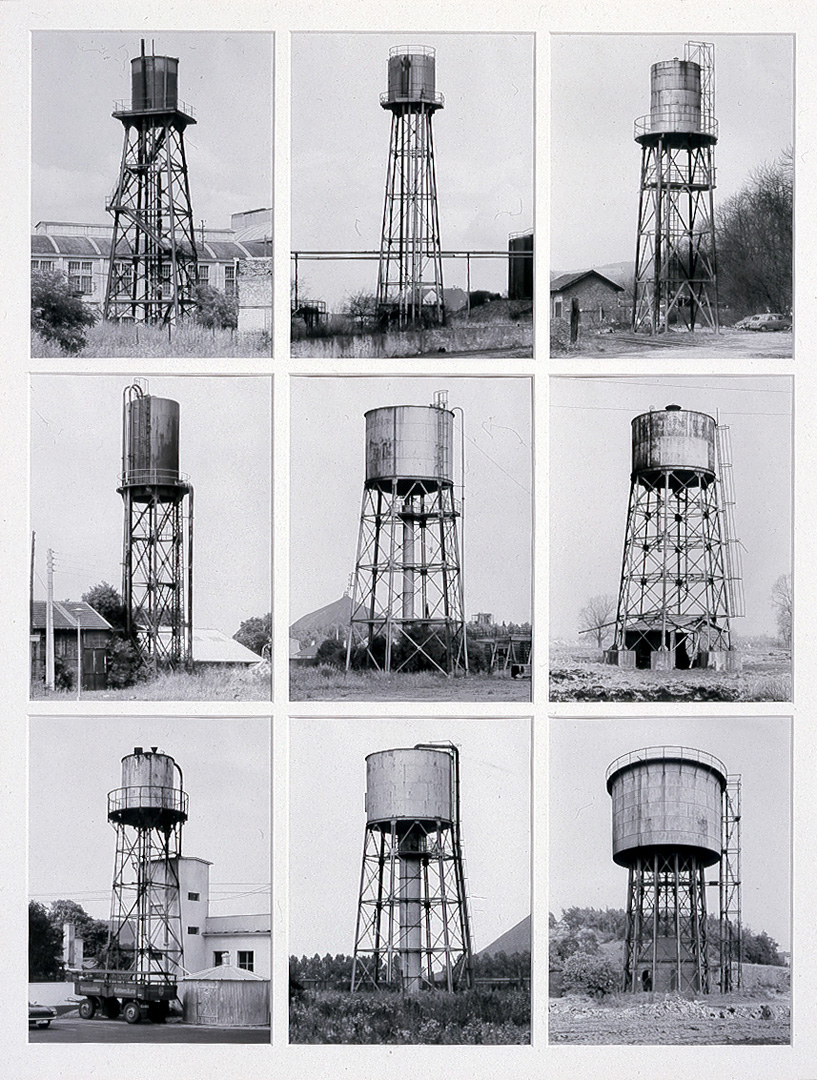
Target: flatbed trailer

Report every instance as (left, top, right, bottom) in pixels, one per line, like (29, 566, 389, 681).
(73, 972, 177, 1024)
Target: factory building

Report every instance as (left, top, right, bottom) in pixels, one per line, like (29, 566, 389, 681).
(31, 207, 273, 332)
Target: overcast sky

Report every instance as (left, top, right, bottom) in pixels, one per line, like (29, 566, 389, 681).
(549, 376, 792, 640)
(289, 717, 530, 958)
(290, 376, 532, 627)
(291, 33, 534, 310)
(32, 31, 272, 229)
(551, 34, 794, 271)
(30, 716, 270, 921)
(30, 375, 271, 638)
(550, 716, 791, 951)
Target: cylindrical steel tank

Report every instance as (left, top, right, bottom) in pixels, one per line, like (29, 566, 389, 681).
(649, 59, 701, 134)
(631, 405, 717, 477)
(606, 746, 726, 867)
(365, 405, 454, 492)
(124, 394, 181, 486)
(131, 55, 179, 112)
(108, 746, 187, 828)
(386, 45, 436, 104)
(365, 748, 453, 828)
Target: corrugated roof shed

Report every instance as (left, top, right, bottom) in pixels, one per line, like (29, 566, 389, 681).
(192, 628, 261, 665)
(550, 269, 624, 293)
(181, 964, 265, 982)
(31, 600, 112, 632)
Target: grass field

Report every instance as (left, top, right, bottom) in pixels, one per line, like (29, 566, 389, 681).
(290, 988, 530, 1045)
(31, 666, 271, 702)
(549, 989, 790, 1045)
(551, 325, 792, 360)
(549, 640, 791, 702)
(290, 664, 532, 702)
(32, 322, 270, 358)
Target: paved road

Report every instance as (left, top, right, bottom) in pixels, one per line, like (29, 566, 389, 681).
(30, 1016, 271, 1044)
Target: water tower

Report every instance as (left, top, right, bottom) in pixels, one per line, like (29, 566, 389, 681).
(118, 382, 194, 672)
(606, 746, 742, 994)
(377, 45, 446, 328)
(604, 404, 743, 671)
(632, 41, 718, 333)
(104, 40, 199, 324)
(346, 391, 467, 675)
(351, 744, 474, 993)
(75, 747, 188, 1022)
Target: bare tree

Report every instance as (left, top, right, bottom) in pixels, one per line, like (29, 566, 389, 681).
(579, 594, 617, 648)
(771, 573, 792, 647)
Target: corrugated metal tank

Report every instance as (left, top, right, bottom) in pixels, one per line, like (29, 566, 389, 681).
(606, 747, 726, 867)
(365, 405, 454, 490)
(108, 747, 186, 827)
(508, 231, 534, 302)
(180, 974, 270, 1027)
(131, 55, 179, 112)
(125, 395, 180, 485)
(365, 748, 452, 827)
(649, 59, 701, 133)
(386, 46, 436, 103)
(631, 405, 716, 476)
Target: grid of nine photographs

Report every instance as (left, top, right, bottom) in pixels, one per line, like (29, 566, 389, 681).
(0, 4, 811, 1079)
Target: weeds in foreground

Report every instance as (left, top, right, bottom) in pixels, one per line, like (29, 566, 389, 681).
(290, 988, 530, 1045)
(32, 322, 270, 358)
(290, 664, 531, 702)
(31, 665, 270, 701)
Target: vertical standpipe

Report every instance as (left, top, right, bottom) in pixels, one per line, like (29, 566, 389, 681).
(606, 747, 728, 994)
(632, 43, 718, 333)
(118, 383, 194, 672)
(104, 42, 199, 324)
(605, 404, 740, 672)
(346, 399, 466, 675)
(377, 46, 446, 328)
(351, 745, 474, 993)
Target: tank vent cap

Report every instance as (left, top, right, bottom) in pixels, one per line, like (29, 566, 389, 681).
(134, 746, 143, 755)
(151, 746, 159, 753)
(665, 404, 682, 411)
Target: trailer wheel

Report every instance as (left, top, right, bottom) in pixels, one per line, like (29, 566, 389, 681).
(78, 998, 96, 1020)
(102, 997, 120, 1019)
(123, 1001, 142, 1025)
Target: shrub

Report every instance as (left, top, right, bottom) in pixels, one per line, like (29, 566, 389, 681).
(31, 270, 97, 354)
(194, 284, 238, 330)
(316, 638, 347, 667)
(106, 638, 146, 689)
(53, 655, 75, 691)
(561, 950, 619, 998)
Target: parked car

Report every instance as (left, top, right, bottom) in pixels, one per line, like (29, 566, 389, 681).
(29, 1002, 57, 1028)
(734, 312, 792, 331)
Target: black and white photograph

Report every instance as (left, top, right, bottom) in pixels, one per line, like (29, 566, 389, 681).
(289, 717, 530, 1044)
(29, 715, 271, 1042)
(31, 31, 273, 358)
(30, 375, 272, 700)
(291, 33, 534, 358)
(551, 34, 793, 357)
(289, 377, 532, 701)
(550, 376, 792, 702)
(549, 716, 791, 1045)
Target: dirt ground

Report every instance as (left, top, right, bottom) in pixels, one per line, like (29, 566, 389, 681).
(549, 642, 791, 702)
(549, 993, 790, 1045)
(553, 327, 792, 360)
(291, 666, 532, 702)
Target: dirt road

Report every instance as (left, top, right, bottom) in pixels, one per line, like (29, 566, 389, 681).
(555, 328, 792, 360)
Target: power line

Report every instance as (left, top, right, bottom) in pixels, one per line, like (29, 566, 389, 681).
(556, 377, 791, 394)
(457, 423, 532, 496)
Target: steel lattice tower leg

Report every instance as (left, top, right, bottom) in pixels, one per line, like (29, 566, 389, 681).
(611, 469, 732, 669)
(377, 104, 445, 329)
(623, 851, 709, 994)
(104, 118, 199, 325)
(346, 480, 465, 675)
(632, 140, 718, 333)
(350, 818, 473, 993)
(121, 486, 194, 673)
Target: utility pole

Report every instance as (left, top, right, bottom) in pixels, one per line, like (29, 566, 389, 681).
(45, 548, 55, 691)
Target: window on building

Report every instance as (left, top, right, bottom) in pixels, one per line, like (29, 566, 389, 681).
(187, 892, 200, 901)
(32, 259, 55, 272)
(67, 260, 94, 295)
(225, 263, 236, 296)
(197, 264, 210, 286)
(237, 951, 254, 972)
(113, 261, 134, 295)
(554, 299, 563, 319)
(187, 926, 200, 935)
(213, 951, 230, 967)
